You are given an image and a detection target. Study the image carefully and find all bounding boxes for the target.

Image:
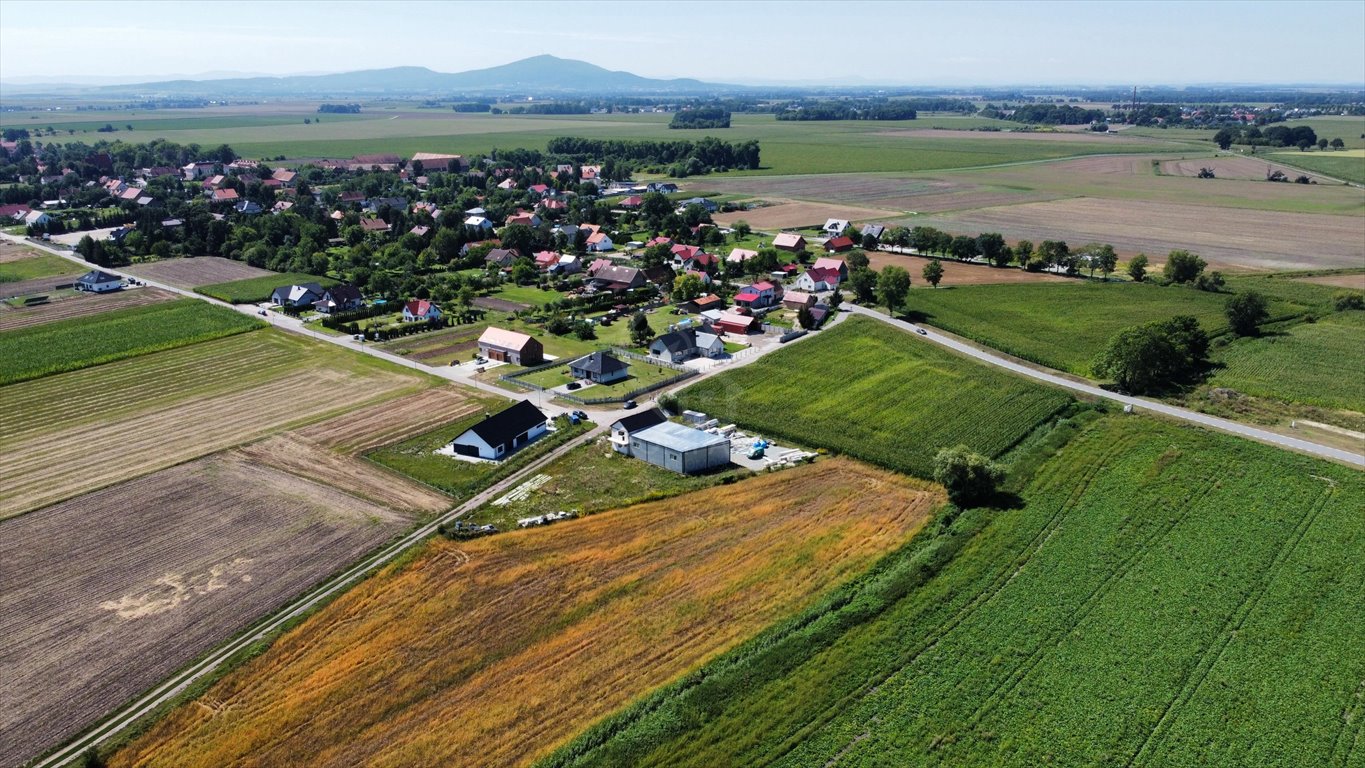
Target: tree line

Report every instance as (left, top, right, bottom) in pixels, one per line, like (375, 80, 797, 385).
(669, 106, 731, 129)
(544, 136, 761, 176)
(776, 100, 918, 121)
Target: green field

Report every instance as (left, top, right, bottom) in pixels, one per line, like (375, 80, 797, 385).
(1208, 310, 1365, 413)
(677, 316, 1072, 478)
(196, 272, 336, 303)
(0, 299, 263, 384)
(906, 281, 1307, 375)
(0, 253, 82, 283)
(542, 415, 1365, 768)
(1269, 150, 1365, 185)
(368, 410, 589, 501)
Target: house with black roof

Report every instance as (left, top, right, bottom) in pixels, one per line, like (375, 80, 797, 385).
(270, 282, 325, 308)
(75, 270, 123, 293)
(313, 285, 364, 314)
(449, 400, 549, 460)
(569, 351, 629, 384)
(609, 407, 669, 455)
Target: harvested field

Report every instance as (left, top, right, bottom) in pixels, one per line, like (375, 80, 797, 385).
(1296, 272, 1365, 290)
(909, 197, 1365, 272)
(110, 459, 940, 768)
(0, 330, 429, 520)
(0, 287, 177, 332)
(0, 274, 79, 300)
(873, 128, 1164, 144)
(124, 256, 274, 290)
(235, 436, 452, 515)
(473, 295, 529, 312)
(713, 199, 902, 230)
(296, 385, 491, 454)
(1160, 155, 1328, 182)
(379, 323, 488, 363)
(867, 251, 1070, 287)
(0, 241, 45, 263)
(0, 453, 413, 767)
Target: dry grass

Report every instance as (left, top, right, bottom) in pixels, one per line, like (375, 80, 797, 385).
(124, 257, 274, 289)
(296, 385, 490, 455)
(713, 199, 902, 230)
(0, 241, 47, 263)
(1295, 272, 1365, 290)
(0, 287, 177, 331)
(0, 330, 428, 520)
(0, 454, 413, 766)
(110, 459, 941, 768)
(867, 251, 1071, 287)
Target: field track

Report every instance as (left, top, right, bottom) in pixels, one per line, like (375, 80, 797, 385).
(0, 287, 177, 332)
(110, 460, 940, 768)
(0, 330, 427, 519)
(0, 453, 414, 766)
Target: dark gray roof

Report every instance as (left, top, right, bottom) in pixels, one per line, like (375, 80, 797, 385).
(651, 328, 696, 354)
(860, 224, 886, 238)
(462, 400, 547, 447)
(324, 284, 363, 302)
(611, 407, 668, 434)
(78, 270, 122, 284)
(572, 350, 629, 376)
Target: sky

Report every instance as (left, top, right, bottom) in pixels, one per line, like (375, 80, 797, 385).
(1, 0, 1363, 86)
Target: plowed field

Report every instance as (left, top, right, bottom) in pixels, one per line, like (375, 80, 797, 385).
(125, 257, 274, 289)
(0, 454, 414, 766)
(111, 459, 941, 768)
(297, 385, 491, 454)
(0, 287, 177, 331)
(0, 329, 428, 519)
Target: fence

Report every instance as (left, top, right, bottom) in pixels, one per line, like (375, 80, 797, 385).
(499, 346, 696, 404)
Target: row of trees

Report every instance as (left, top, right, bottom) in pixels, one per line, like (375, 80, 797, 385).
(1212, 124, 1345, 151)
(544, 136, 761, 174)
(776, 101, 918, 121)
(669, 107, 731, 129)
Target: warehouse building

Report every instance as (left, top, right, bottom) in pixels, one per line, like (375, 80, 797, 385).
(626, 420, 730, 474)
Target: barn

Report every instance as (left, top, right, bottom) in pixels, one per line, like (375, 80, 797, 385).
(627, 421, 731, 475)
(448, 400, 548, 460)
(478, 327, 545, 366)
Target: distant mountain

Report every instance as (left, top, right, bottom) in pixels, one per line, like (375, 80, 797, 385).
(22, 56, 738, 97)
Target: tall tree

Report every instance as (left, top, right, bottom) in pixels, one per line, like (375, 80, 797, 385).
(629, 311, 654, 346)
(1162, 249, 1207, 284)
(1127, 253, 1149, 282)
(1225, 291, 1269, 336)
(876, 265, 911, 316)
(922, 258, 944, 288)
(976, 232, 1006, 266)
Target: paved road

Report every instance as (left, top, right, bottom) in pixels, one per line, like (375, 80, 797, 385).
(844, 304, 1365, 467)
(27, 423, 605, 768)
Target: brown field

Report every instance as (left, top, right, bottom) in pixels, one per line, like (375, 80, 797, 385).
(713, 199, 903, 230)
(0, 273, 79, 300)
(111, 459, 942, 768)
(296, 385, 490, 454)
(0, 287, 177, 331)
(473, 295, 529, 312)
(0, 330, 429, 520)
(0, 240, 47, 263)
(907, 197, 1365, 272)
(0, 454, 414, 766)
(867, 250, 1071, 287)
(1160, 155, 1329, 182)
(378, 323, 488, 363)
(124, 256, 273, 289)
(1296, 272, 1365, 290)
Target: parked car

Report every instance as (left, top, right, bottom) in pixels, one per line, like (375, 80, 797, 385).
(916, 328, 927, 336)
(623, 400, 638, 410)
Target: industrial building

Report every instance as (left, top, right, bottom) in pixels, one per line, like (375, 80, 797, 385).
(624, 420, 730, 474)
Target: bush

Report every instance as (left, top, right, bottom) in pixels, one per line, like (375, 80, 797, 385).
(932, 445, 1004, 506)
(1332, 291, 1364, 311)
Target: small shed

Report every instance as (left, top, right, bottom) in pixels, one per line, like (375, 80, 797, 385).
(628, 421, 730, 474)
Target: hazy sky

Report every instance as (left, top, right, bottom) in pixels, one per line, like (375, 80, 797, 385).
(2, 0, 1363, 85)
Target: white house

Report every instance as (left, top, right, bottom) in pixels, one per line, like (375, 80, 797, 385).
(585, 231, 614, 252)
(402, 299, 442, 322)
(464, 215, 494, 232)
(822, 218, 850, 235)
(74, 270, 123, 293)
(648, 328, 725, 364)
(269, 282, 325, 307)
(449, 400, 548, 460)
(23, 210, 51, 227)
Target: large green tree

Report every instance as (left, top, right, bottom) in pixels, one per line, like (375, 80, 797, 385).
(1092, 315, 1209, 394)
(1163, 249, 1207, 284)
(1225, 291, 1269, 336)
(876, 265, 912, 316)
(922, 258, 944, 288)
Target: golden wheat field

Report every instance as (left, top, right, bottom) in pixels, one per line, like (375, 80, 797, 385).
(111, 458, 942, 768)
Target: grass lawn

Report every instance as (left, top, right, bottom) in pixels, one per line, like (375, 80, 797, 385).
(368, 412, 591, 501)
(517, 357, 682, 397)
(905, 280, 1309, 375)
(196, 272, 336, 303)
(678, 315, 1072, 479)
(0, 253, 83, 283)
(462, 437, 750, 531)
(492, 283, 564, 307)
(0, 299, 263, 385)
(590, 309, 680, 351)
(544, 415, 1365, 768)
(1207, 310, 1365, 413)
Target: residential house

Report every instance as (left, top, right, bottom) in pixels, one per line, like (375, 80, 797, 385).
(783, 290, 816, 310)
(808, 303, 832, 328)
(506, 211, 542, 228)
(448, 400, 548, 461)
(496, 178, 517, 191)
(860, 223, 886, 242)
(676, 197, 718, 213)
(823, 218, 851, 236)
(534, 250, 560, 271)
(365, 196, 408, 213)
(586, 257, 613, 276)
(609, 408, 669, 455)
(795, 262, 845, 292)
(823, 235, 855, 252)
(646, 181, 679, 194)
(74, 270, 123, 293)
(772, 232, 806, 252)
(464, 215, 494, 232)
(485, 248, 521, 269)
(551, 253, 582, 275)
(727, 247, 758, 265)
(0, 203, 32, 221)
(271, 168, 298, 186)
(734, 280, 782, 310)
(527, 183, 552, 197)
(811, 257, 849, 281)
(182, 161, 217, 180)
(312, 285, 365, 314)
(234, 200, 263, 215)
(402, 299, 443, 322)
(585, 231, 614, 252)
(646, 236, 673, 248)
(22, 210, 51, 228)
(409, 225, 432, 238)
(648, 327, 724, 363)
(477, 327, 544, 366)
(589, 265, 645, 292)
(713, 311, 759, 335)
(569, 351, 630, 384)
(338, 190, 366, 204)
(270, 282, 325, 307)
(618, 195, 644, 209)
(361, 218, 392, 234)
(211, 188, 240, 204)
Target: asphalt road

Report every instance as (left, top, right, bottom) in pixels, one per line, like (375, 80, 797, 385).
(844, 304, 1365, 468)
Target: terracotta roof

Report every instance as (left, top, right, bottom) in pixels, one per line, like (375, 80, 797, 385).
(478, 326, 537, 352)
(812, 257, 846, 272)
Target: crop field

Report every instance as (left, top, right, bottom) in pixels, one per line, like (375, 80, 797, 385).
(196, 271, 335, 303)
(866, 251, 1071, 287)
(712, 200, 904, 230)
(0, 298, 262, 384)
(0, 329, 428, 519)
(108, 459, 941, 768)
(1159, 154, 1331, 182)
(906, 281, 1279, 375)
(0, 286, 177, 331)
(124, 256, 274, 289)
(0, 251, 80, 282)
(296, 384, 491, 454)
(905, 197, 1365, 272)
(542, 416, 1365, 768)
(0, 453, 414, 767)
(1208, 310, 1365, 413)
(678, 316, 1072, 478)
